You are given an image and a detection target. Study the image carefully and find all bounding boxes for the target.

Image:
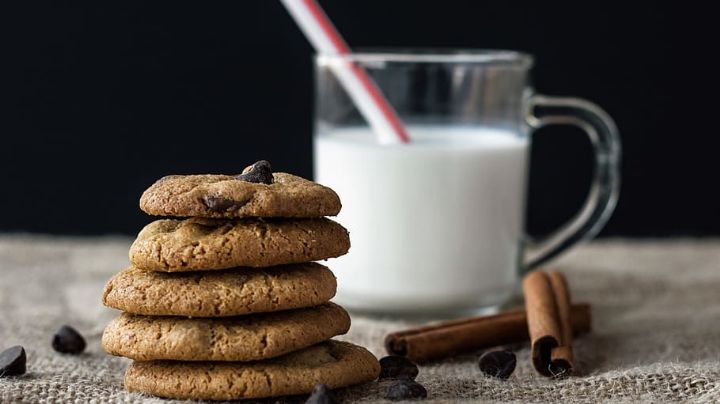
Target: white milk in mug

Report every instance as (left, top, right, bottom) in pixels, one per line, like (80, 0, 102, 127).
(314, 125, 530, 314)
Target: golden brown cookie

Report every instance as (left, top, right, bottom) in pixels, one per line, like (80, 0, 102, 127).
(102, 303, 350, 361)
(124, 340, 380, 400)
(102, 263, 337, 317)
(139, 172, 341, 219)
(129, 217, 350, 272)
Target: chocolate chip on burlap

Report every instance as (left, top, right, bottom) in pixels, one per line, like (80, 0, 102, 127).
(385, 379, 428, 400)
(0, 346, 26, 377)
(52, 326, 86, 355)
(379, 355, 419, 380)
(478, 350, 516, 380)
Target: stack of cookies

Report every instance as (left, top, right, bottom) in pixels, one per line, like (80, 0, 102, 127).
(101, 161, 380, 401)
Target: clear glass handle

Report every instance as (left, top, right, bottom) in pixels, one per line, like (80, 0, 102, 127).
(524, 95, 621, 269)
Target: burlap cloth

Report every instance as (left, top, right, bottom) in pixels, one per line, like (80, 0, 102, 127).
(1, 236, 719, 403)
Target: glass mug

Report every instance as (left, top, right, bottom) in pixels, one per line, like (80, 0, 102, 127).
(313, 50, 620, 315)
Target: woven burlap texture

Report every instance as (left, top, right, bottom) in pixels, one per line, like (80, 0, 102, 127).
(1, 236, 719, 403)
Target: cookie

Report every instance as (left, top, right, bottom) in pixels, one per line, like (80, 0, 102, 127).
(124, 340, 380, 401)
(102, 303, 350, 361)
(139, 173, 341, 219)
(102, 263, 336, 317)
(129, 217, 350, 272)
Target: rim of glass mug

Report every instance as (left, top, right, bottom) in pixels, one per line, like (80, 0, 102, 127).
(316, 49, 534, 67)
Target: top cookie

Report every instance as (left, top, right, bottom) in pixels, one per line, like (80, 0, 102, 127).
(140, 172, 341, 219)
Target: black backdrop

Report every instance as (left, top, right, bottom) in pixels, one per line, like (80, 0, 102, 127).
(1, 1, 717, 236)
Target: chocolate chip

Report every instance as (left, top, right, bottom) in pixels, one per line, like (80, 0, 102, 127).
(305, 384, 339, 404)
(236, 160, 273, 184)
(52, 325, 86, 354)
(379, 355, 419, 380)
(385, 379, 427, 400)
(0, 346, 26, 377)
(202, 195, 239, 212)
(478, 350, 516, 380)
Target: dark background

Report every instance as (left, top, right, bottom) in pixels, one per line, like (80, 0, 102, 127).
(1, 1, 717, 236)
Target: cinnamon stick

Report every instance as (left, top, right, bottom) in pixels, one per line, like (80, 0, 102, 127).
(549, 271, 574, 376)
(385, 303, 591, 363)
(522, 271, 576, 377)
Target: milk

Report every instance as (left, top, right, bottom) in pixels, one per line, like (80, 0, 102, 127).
(314, 125, 530, 314)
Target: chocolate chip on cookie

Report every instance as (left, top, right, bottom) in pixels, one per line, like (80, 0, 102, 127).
(201, 195, 240, 212)
(237, 160, 274, 184)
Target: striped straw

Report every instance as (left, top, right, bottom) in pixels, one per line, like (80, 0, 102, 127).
(281, 0, 410, 144)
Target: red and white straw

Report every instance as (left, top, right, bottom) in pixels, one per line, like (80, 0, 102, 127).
(281, 0, 410, 144)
